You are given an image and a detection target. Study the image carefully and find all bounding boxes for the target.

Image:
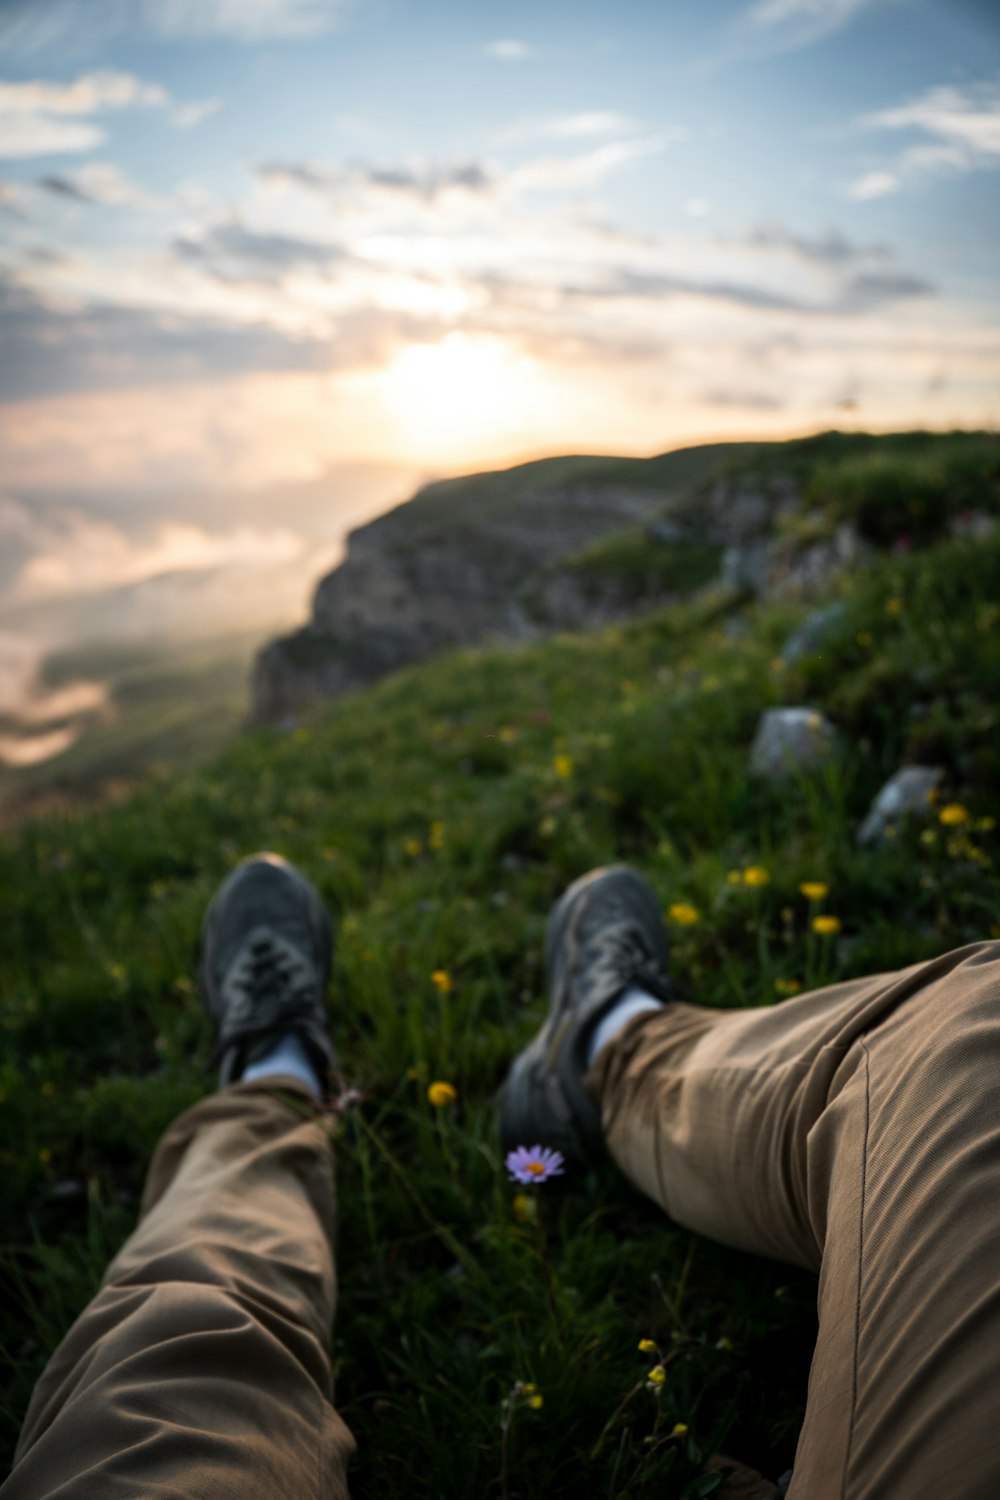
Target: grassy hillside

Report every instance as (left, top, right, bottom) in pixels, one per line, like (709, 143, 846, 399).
(1, 438, 999, 1496)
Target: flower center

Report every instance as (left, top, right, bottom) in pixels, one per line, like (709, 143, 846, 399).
(525, 1161, 546, 1176)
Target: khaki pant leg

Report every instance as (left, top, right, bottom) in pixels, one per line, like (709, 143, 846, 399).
(3, 1079, 355, 1500)
(589, 942, 1000, 1499)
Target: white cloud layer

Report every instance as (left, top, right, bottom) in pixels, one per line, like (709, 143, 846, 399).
(147, 0, 351, 40)
(848, 81, 1000, 198)
(486, 39, 534, 61)
(0, 69, 219, 158)
(734, 0, 888, 56)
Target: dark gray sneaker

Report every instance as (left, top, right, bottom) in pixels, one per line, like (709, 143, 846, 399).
(499, 864, 676, 1164)
(199, 853, 337, 1093)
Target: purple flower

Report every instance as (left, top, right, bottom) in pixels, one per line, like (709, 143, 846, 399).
(506, 1144, 565, 1184)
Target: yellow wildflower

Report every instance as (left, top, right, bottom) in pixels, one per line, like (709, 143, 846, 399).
(799, 881, 829, 902)
(977, 816, 996, 833)
(647, 1364, 667, 1386)
(920, 829, 937, 846)
(431, 969, 453, 994)
(670, 1422, 689, 1438)
(403, 837, 422, 857)
(538, 814, 558, 837)
(498, 725, 518, 744)
(884, 596, 903, 616)
(726, 869, 743, 885)
(428, 820, 446, 849)
(742, 865, 770, 887)
(812, 915, 842, 936)
(638, 1338, 657, 1354)
(528, 1394, 544, 1410)
(522, 1382, 537, 1395)
(939, 803, 969, 827)
(552, 753, 574, 779)
(775, 978, 802, 996)
(668, 902, 700, 926)
(427, 1081, 457, 1107)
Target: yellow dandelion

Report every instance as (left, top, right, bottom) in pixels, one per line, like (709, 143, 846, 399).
(920, 829, 937, 846)
(522, 1382, 537, 1395)
(647, 1364, 667, 1386)
(552, 753, 574, 779)
(742, 865, 770, 887)
(977, 816, 996, 833)
(637, 1338, 657, 1354)
(812, 915, 842, 936)
(799, 881, 829, 902)
(775, 978, 802, 996)
(528, 1394, 544, 1410)
(427, 1080, 457, 1107)
(668, 901, 700, 926)
(403, 837, 423, 857)
(670, 1422, 689, 1438)
(939, 803, 969, 827)
(428, 820, 446, 849)
(431, 969, 453, 994)
(498, 725, 518, 744)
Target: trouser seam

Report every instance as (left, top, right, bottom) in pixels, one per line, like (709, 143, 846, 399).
(841, 1037, 870, 1498)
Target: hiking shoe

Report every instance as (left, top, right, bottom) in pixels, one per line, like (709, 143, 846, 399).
(499, 864, 676, 1164)
(199, 853, 336, 1092)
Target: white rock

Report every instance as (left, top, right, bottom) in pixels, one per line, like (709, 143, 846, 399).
(749, 707, 837, 781)
(856, 766, 943, 846)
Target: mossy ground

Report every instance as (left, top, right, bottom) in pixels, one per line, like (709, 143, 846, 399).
(1, 446, 999, 1496)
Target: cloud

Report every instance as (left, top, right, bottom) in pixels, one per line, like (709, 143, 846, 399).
(36, 160, 144, 204)
(738, 0, 883, 52)
(259, 157, 496, 205)
(173, 98, 222, 129)
(847, 81, 1000, 198)
(495, 112, 637, 146)
(739, 223, 889, 265)
(0, 269, 336, 401)
(486, 39, 534, 61)
(0, 69, 211, 159)
(512, 134, 678, 192)
(173, 220, 348, 280)
(147, 0, 352, 40)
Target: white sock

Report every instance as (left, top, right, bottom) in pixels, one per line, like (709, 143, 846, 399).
(240, 1031, 324, 1100)
(587, 986, 664, 1067)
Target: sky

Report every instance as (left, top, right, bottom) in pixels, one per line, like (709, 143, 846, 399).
(0, 0, 999, 744)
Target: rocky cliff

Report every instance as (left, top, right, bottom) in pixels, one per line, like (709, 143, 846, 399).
(252, 444, 754, 721)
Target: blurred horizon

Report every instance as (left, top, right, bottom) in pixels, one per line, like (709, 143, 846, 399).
(1, 0, 999, 766)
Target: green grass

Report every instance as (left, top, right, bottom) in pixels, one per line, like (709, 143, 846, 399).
(1, 469, 999, 1495)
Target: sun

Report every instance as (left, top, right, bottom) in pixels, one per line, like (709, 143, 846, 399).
(378, 333, 551, 466)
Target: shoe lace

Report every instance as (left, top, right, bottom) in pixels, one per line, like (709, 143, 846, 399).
(578, 922, 670, 999)
(221, 930, 320, 1033)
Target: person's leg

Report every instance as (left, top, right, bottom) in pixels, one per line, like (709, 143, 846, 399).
(3, 853, 355, 1500)
(589, 938, 1000, 1499)
(4, 1079, 354, 1500)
